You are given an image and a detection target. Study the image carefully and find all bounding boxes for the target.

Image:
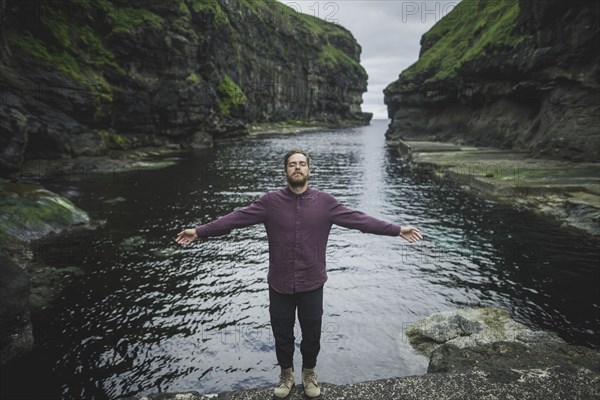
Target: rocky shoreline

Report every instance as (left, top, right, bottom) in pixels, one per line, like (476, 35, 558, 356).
(247, 120, 366, 137)
(0, 145, 190, 367)
(121, 308, 600, 400)
(391, 139, 600, 238)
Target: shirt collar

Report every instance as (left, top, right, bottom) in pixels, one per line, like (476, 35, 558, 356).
(285, 185, 314, 198)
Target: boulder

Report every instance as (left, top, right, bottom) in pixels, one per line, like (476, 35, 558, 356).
(405, 307, 564, 357)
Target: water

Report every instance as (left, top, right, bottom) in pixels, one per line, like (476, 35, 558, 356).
(2, 120, 598, 399)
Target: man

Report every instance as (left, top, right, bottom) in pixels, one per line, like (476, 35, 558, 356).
(175, 149, 423, 398)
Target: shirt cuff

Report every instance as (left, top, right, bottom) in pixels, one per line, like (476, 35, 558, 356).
(195, 226, 207, 238)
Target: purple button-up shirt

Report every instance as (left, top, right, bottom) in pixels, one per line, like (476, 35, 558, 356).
(195, 186, 401, 294)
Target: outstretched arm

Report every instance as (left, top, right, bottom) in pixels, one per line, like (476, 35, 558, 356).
(328, 195, 423, 243)
(175, 194, 268, 245)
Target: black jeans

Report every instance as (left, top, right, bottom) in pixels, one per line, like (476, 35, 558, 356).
(269, 284, 324, 369)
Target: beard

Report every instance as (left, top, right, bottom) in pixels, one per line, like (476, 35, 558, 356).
(287, 172, 308, 187)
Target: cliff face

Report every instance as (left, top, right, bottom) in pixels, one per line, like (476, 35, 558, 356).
(0, 0, 371, 174)
(384, 0, 599, 162)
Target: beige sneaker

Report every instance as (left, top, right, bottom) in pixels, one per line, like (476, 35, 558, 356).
(274, 367, 294, 398)
(302, 367, 321, 398)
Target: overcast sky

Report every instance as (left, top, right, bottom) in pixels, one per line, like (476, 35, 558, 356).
(278, 0, 461, 119)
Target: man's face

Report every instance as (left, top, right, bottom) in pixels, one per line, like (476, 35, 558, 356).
(285, 153, 310, 187)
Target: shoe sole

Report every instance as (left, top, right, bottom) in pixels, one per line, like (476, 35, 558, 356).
(303, 387, 321, 398)
(273, 385, 294, 399)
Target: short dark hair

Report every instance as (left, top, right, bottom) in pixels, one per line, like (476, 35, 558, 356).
(283, 148, 310, 169)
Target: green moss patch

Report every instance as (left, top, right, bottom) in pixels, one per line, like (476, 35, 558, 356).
(217, 75, 247, 116)
(106, 7, 165, 33)
(403, 0, 524, 80)
(318, 44, 362, 71)
(186, 72, 202, 84)
(187, 0, 229, 25)
(99, 130, 134, 150)
(178, 0, 192, 17)
(0, 182, 90, 243)
(5, 0, 143, 120)
(6, 0, 161, 85)
(6, 31, 114, 118)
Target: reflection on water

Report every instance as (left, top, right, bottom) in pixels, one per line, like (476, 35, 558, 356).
(2, 120, 598, 399)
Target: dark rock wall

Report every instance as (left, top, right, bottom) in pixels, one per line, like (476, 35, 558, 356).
(0, 256, 33, 366)
(384, 0, 599, 162)
(0, 0, 371, 175)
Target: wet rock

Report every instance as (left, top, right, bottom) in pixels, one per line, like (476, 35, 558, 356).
(405, 307, 564, 357)
(0, 256, 33, 366)
(28, 265, 84, 312)
(120, 236, 146, 252)
(0, 181, 90, 243)
(0, 181, 94, 365)
(428, 341, 600, 374)
(153, 247, 180, 258)
(103, 196, 127, 204)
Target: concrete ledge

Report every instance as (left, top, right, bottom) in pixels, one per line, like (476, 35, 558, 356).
(392, 140, 600, 236)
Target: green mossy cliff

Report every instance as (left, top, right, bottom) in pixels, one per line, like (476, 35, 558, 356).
(0, 0, 372, 174)
(384, 0, 599, 162)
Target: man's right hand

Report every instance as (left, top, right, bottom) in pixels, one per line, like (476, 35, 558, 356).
(176, 228, 198, 245)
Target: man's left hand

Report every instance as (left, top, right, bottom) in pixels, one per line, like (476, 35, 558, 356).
(399, 226, 423, 243)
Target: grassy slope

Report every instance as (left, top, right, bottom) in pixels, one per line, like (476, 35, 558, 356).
(401, 0, 523, 81)
(5, 0, 165, 119)
(241, 0, 364, 72)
